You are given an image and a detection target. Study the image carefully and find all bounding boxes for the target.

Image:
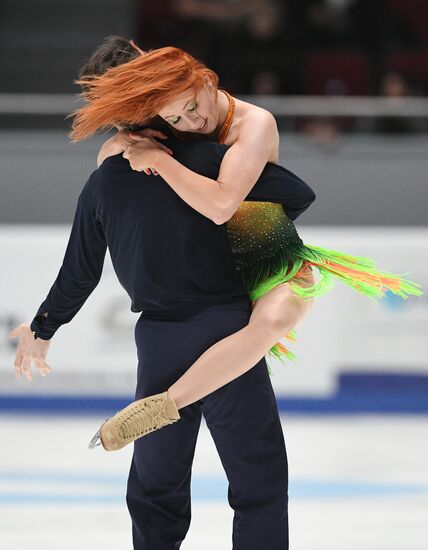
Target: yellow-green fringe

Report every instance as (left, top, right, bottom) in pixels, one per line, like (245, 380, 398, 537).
(240, 242, 424, 372)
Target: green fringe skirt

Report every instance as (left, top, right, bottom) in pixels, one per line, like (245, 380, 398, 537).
(226, 202, 424, 373)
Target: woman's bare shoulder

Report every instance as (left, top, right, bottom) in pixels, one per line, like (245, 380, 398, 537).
(233, 98, 279, 162)
(235, 98, 277, 127)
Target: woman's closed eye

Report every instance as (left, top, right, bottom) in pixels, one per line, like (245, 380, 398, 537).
(170, 103, 197, 125)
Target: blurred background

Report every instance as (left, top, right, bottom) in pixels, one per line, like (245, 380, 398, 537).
(1, 1, 427, 549)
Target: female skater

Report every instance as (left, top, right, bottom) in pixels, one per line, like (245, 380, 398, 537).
(69, 43, 423, 451)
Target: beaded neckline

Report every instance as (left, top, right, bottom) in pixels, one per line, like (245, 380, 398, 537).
(217, 89, 235, 145)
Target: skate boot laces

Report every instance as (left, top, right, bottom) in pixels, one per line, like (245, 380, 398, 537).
(116, 395, 175, 442)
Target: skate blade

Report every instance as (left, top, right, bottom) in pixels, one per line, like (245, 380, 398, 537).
(88, 427, 103, 449)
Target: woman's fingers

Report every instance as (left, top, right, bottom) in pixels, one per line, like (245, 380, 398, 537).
(157, 143, 173, 155)
(130, 129, 168, 140)
(151, 130, 168, 139)
(128, 130, 152, 142)
(147, 137, 173, 155)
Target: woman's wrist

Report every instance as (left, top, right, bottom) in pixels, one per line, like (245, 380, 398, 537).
(150, 148, 170, 170)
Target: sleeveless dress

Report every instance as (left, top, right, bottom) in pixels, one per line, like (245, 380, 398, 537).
(172, 90, 424, 371)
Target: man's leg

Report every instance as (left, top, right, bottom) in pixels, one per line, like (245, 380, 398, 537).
(192, 305, 289, 550)
(126, 316, 203, 550)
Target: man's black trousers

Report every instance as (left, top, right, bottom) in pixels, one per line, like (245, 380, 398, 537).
(126, 299, 289, 549)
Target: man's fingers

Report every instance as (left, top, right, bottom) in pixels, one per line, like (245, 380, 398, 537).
(34, 359, 46, 377)
(21, 356, 32, 381)
(14, 349, 24, 378)
(44, 362, 52, 373)
(35, 359, 52, 377)
(9, 324, 24, 338)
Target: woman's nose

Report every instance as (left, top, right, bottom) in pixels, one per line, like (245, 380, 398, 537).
(186, 113, 204, 130)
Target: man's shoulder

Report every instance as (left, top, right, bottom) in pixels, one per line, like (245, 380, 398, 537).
(97, 153, 130, 173)
(89, 139, 230, 188)
(167, 138, 229, 174)
(83, 155, 135, 200)
(94, 154, 139, 184)
(169, 137, 227, 154)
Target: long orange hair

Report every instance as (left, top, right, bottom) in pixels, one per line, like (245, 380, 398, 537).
(69, 46, 219, 142)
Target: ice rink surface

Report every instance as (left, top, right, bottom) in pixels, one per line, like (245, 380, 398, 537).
(0, 413, 427, 550)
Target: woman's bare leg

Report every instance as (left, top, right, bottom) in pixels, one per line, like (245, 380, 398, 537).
(168, 267, 315, 409)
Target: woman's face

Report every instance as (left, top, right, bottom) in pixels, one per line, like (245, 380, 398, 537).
(158, 81, 218, 133)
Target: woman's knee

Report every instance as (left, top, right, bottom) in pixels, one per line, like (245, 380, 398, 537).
(250, 281, 314, 335)
(251, 299, 301, 336)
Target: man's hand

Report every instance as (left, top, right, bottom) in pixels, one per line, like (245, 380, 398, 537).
(97, 128, 173, 171)
(9, 323, 52, 381)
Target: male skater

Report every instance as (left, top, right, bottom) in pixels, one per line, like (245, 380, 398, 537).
(11, 136, 315, 550)
(11, 39, 315, 550)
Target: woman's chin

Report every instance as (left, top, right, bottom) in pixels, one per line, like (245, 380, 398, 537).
(197, 118, 209, 133)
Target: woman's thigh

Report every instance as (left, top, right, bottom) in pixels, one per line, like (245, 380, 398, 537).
(134, 301, 252, 398)
(249, 265, 315, 325)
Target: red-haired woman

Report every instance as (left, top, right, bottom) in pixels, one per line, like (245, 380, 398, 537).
(70, 44, 422, 451)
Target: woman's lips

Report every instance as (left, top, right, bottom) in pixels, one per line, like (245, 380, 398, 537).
(199, 118, 207, 131)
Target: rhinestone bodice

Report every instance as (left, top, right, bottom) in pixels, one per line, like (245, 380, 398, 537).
(218, 91, 302, 269)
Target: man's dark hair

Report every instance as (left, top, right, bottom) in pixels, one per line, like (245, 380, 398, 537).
(77, 35, 162, 133)
(78, 35, 140, 80)
(76, 35, 204, 138)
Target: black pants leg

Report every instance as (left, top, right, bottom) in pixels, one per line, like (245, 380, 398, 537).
(126, 302, 289, 549)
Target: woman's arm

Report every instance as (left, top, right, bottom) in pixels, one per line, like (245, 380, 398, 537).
(97, 128, 173, 168)
(125, 110, 279, 224)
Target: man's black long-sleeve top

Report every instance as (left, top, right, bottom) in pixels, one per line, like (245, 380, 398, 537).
(30, 137, 316, 339)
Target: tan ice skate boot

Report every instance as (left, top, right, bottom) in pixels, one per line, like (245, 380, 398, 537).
(88, 390, 180, 451)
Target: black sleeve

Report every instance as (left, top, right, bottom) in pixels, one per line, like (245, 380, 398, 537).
(245, 161, 316, 221)
(30, 173, 107, 340)
(208, 142, 316, 221)
(154, 138, 316, 221)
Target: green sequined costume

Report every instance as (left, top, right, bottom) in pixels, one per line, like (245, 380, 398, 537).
(226, 201, 424, 373)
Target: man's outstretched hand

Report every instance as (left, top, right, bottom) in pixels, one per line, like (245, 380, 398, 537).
(9, 323, 52, 382)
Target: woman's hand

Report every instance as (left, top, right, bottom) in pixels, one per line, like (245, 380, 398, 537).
(9, 323, 53, 381)
(123, 135, 173, 175)
(97, 128, 173, 170)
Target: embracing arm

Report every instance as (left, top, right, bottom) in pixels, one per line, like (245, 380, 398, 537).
(147, 111, 278, 224)
(30, 173, 107, 340)
(245, 161, 316, 220)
